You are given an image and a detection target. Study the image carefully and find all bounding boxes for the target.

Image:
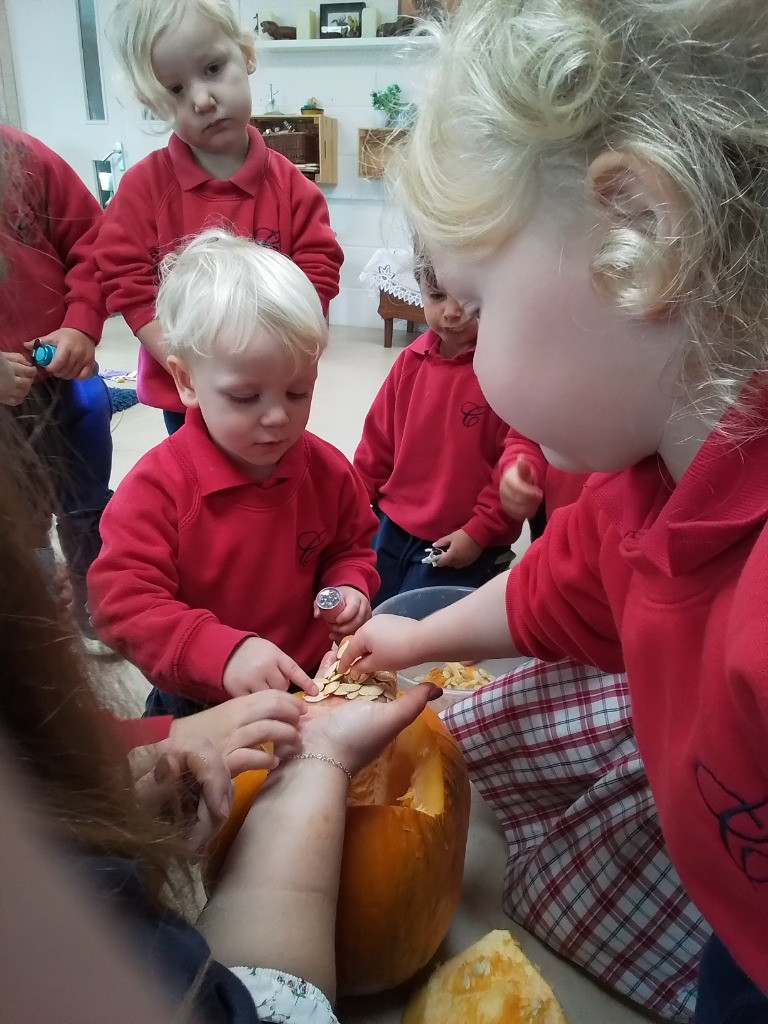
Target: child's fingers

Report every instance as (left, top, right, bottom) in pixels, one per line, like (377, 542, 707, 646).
(233, 689, 306, 725)
(233, 718, 302, 755)
(224, 747, 279, 777)
(277, 657, 318, 695)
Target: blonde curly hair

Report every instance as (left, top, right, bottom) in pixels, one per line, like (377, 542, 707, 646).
(110, 0, 254, 122)
(396, 0, 768, 422)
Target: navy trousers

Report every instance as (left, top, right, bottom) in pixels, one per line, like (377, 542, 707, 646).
(371, 512, 513, 609)
(694, 934, 768, 1023)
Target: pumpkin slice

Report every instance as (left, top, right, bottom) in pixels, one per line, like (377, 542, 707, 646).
(402, 929, 568, 1024)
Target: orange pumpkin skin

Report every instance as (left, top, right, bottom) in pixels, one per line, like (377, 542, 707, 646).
(207, 706, 471, 996)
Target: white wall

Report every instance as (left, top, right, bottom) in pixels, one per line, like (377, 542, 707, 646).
(6, 0, 426, 328)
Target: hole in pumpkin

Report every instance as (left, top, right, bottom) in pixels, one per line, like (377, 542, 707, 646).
(347, 715, 444, 816)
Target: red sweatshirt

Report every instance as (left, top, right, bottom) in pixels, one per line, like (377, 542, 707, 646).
(88, 408, 378, 703)
(94, 126, 344, 412)
(353, 330, 521, 548)
(506, 399, 768, 989)
(498, 434, 590, 517)
(0, 126, 105, 352)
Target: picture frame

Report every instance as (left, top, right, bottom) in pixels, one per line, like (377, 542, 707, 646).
(319, 2, 366, 38)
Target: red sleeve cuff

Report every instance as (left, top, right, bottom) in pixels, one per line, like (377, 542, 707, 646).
(62, 302, 106, 345)
(110, 713, 174, 751)
(175, 621, 257, 703)
(123, 305, 157, 335)
(321, 564, 378, 599)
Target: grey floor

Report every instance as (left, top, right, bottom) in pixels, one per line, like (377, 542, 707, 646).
(99, 316, 654, 1024)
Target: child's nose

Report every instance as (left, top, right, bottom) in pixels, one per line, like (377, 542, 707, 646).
(191, 83, 215, 113)
(443, 298, 463, 321)
(261, 403, 289, 426)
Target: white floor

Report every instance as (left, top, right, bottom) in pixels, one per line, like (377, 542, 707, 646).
(99, 316, 654, 1024)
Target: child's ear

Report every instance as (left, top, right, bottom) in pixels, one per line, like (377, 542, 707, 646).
(244, 44, 257, 75)
(588, 150, 686, 248)
(588, 150, 688, 311)
(167, 355, 199, 408)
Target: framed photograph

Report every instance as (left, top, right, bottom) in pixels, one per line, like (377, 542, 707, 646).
(319, 2, 366, 38)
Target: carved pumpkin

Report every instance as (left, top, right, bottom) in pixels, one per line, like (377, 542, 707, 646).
(207, 705, 471, 996)
(403, 930, 568, 1024)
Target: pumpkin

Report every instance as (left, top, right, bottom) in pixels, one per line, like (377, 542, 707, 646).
(402, 930, 568, 1024)
(206, 705, 471, 996)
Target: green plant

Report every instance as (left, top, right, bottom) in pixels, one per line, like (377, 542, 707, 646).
(371, 83, 404, 121)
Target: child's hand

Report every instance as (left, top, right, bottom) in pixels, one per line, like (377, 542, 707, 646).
(315, 585, 372, 641)
(0, 352, 36, 406)
(168, 690, 306, 776)
(336, 613, 424, 677)
(432, 529, 483, 568)
(222, 637, 318, 698)
(499, 456, 544, 521)
(130, 735, 233, 855)
(25, 329, 96, 380)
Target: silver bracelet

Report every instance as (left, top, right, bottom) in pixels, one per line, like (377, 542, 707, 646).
(287, 752, 353, 782)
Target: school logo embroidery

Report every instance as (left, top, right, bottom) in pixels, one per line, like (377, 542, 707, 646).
(254, 227, 280, 250)
(696, 763, 768, 883)
(461, 402, 488, 428)
(297, 530, 327, 566)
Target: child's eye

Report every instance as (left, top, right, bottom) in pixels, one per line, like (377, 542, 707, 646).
(229, 394, 258, 405)
(288, 391, 310, 400)
(168, 84, 184, 96)
(206, 61, 223, 76)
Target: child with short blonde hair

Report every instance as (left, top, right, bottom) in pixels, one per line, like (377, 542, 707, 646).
(89, 230, 377, 718)
(96, 0, 343, 434)
(342, 1, 768, 1018)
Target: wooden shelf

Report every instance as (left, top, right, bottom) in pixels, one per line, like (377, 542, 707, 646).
(258, 36, 428, 53)
(251, 113, 338, 185)
(358, 128, 408, 179)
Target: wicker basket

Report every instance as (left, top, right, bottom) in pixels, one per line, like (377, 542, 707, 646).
(262, 130, 312, 163)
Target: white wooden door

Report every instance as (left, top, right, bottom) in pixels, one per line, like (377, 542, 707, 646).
(6, 0, 169, 198)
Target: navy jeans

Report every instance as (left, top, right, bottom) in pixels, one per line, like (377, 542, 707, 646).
(694, 934, 768, 1023)
(12, 375, 113, 579)
(371, 511, 513, 609)
(144, 688, 212, 719)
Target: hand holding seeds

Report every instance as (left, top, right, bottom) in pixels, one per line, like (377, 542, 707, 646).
(304, 636, 398, 703)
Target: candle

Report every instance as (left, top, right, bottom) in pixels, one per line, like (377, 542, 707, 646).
(296, 8, 318, 38)
(361, 7, 380, 37)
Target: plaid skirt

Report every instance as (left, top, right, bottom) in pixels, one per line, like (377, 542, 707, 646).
(442, 657, 710, 1022)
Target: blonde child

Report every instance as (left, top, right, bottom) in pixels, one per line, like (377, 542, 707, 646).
(89, 230, 377, 718)
(354, 246, 520, 605)
(341, 1, 768, 1018)
(96, 0, 344, 434)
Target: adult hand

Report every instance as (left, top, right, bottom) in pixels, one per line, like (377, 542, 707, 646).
(0, 352, 36, 405)
(336, 613, 424, 677)
(499, 456, 544, 522)
(25, 329, 96, 380)
(432, 528, 483, 568)
(130, 736, 232, 854)
(315, 585, 371, 642)
(169, 690, 305, 776)
(299, 682, 443, 778)
(222, 637, 318, 698)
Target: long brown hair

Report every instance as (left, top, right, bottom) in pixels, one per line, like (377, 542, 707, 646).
(0, 409, 184, 901)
